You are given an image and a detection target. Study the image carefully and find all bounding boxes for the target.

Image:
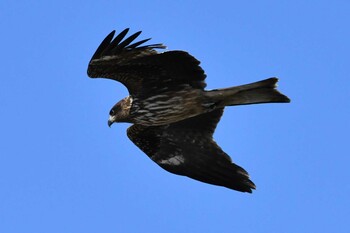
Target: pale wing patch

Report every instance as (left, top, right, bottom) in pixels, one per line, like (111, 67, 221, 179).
(158, 155, 185, 166)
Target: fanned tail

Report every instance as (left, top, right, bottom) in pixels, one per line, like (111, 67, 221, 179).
(207, 78, 290, 107)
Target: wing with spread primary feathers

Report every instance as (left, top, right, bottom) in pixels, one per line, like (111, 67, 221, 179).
(87, 28, 207, 96)
(127, 109, 256, 193)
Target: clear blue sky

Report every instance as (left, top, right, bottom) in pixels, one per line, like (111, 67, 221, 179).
(1, 1, 349, 232)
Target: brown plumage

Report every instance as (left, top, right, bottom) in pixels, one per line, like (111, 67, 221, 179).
(87, 28, 290, 193)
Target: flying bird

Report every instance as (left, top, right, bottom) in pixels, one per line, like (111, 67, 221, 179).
(87, 28, 290, 193)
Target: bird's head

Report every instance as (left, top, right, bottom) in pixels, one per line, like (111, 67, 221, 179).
(108, 96, 133, 127)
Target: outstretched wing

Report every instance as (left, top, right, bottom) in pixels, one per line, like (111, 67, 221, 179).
(87, 28, 207, 96)
(127, 109, 256, 193)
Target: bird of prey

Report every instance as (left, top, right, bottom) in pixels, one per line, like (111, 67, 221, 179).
(87, 28, 290, 193)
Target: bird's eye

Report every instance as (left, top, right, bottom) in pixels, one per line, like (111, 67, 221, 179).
(109, 109, 115, 115)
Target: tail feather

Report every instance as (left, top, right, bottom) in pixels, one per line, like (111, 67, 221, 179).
(207, 78, 290, 107)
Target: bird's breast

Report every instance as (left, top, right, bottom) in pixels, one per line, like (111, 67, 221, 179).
(130, 89, 206, 126)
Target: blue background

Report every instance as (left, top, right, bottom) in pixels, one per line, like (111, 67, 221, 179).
(1, 1, 349, 232)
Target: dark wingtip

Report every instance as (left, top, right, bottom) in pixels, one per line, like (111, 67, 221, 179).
(235, 167, 256, 193)
(89, 28, 166, 62)
(245, 180, 256, 193)
(90, 30, 116, 61)
(110, 30, 143, 53)
(283, 96, 291, 103)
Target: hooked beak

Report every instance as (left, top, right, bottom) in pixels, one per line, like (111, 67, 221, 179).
(108, 119, 113, 127)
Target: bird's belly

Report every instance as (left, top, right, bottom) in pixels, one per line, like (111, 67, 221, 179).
(131, 91, 206, 126)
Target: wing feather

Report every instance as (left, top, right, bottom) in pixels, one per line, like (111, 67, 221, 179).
(126, 38, 151, 49)
(90, 30, 116, 61)
(87, 28, 207, 95)
(127, 109, 256, 193)
(110, 30, 142, 54)
(102, 28, 130, 56)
